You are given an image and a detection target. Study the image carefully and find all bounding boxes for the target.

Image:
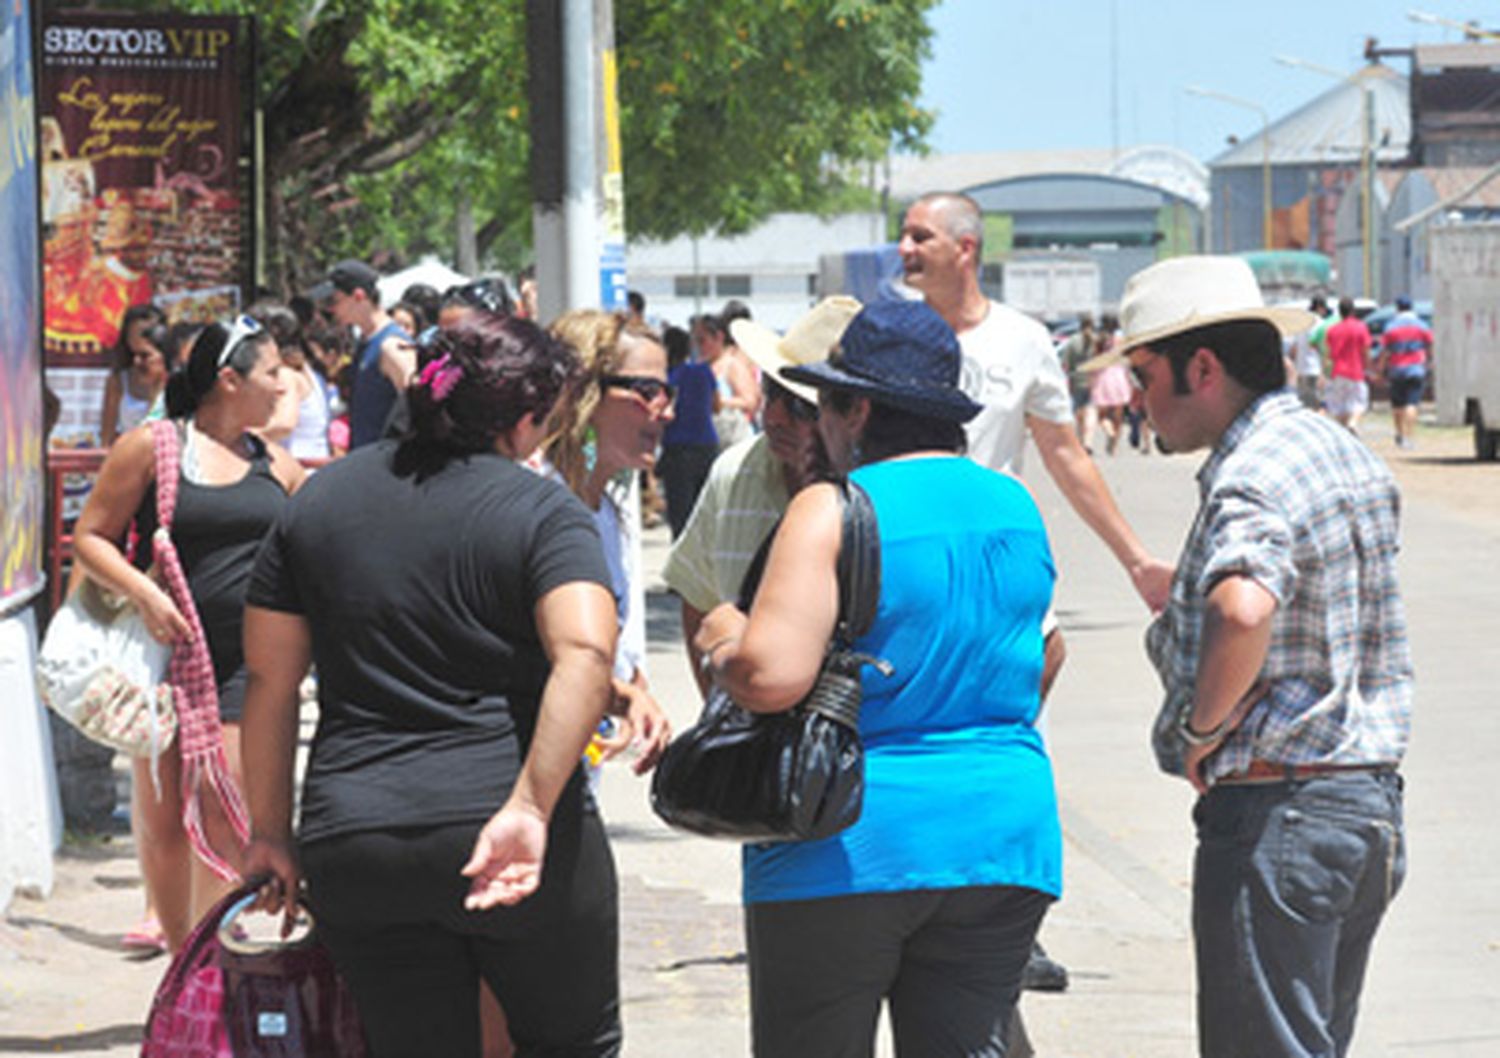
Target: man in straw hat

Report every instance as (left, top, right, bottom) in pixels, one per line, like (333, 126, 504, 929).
(1122, 255, 1411, 1057)
(664, 297, 861, 689)
(897, 192, 1172, 612)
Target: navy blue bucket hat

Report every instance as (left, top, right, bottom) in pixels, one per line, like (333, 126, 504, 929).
(781, 300, 983, 423)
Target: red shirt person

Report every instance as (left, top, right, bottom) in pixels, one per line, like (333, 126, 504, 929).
(1323, 297, 1372, 430)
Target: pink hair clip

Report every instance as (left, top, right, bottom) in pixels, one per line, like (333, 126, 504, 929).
(418, 353, 464, 402)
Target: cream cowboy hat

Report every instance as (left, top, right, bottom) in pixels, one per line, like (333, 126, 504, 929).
(730, 296, 862, 406)
(1118, 255, 1317, 354)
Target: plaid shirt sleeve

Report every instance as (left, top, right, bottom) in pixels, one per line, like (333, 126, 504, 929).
(1195, 484, 1298, 605)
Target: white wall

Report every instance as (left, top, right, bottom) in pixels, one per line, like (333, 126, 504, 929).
(627, 212, 884, 332)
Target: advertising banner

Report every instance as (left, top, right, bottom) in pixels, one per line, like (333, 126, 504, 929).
(40, 12, 250, 462)
(1, 0, 45, 611)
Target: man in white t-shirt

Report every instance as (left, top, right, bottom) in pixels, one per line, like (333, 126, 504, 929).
(899, 192, 1171, 612)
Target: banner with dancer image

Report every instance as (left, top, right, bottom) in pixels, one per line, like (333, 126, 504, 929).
(40, 11, 252, 463)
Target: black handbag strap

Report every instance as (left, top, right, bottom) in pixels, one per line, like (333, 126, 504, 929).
(832, 479, 880, 647)
(733, 478, 881, 646)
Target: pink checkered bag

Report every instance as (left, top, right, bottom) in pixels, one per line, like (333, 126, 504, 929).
(150, 419, 251, 881)
(140, 883, 368, 1058)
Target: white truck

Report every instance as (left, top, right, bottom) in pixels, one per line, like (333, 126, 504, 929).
(1429, 222, 1500, 460)
(1001, 257, 1101, 324)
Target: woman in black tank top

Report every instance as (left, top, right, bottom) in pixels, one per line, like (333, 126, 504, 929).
(73, 315, 306, 954)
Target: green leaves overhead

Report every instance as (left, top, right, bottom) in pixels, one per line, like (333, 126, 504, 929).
(46, 0, 936, 286)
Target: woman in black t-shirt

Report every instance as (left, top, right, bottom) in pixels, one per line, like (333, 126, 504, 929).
(74, 317, 305, 954)
(240, 314, 624, 1057)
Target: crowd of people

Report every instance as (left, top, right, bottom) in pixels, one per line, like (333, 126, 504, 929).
(72, 190, 1414, 1058)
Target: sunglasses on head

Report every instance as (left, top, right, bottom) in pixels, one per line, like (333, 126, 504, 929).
(448, 279, 511, 316)
(601, 374, 675, 406)
(219, 314, 262, 367)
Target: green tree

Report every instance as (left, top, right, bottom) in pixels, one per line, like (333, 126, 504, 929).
(49, 0, 935, 290)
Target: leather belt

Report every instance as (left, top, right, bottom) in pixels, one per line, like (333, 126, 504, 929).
(1214, 760, 1396, 786)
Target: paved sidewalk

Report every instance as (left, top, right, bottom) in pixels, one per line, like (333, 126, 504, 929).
(3, 441, 1498, 1056)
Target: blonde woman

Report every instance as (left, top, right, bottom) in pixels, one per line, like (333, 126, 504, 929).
(543, 310, 673, 772)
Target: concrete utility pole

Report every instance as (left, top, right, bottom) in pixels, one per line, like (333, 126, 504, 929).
(527, 0, 626, 323)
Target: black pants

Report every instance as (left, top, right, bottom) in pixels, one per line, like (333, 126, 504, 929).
(658, 443, 717, 538)
(745, 885, 1050, 1058)
(300, 794, 620, 1058)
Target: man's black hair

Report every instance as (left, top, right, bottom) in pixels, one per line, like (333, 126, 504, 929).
(1152, 319, 1286, 396)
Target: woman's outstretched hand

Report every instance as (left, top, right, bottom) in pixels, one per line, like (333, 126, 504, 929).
(461, 801, 549, 910)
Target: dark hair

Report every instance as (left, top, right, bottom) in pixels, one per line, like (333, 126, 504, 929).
(301, 319, 351, 381)
(663, 325, 691, 368)
(1309, 294, 1329, 314)
(405, 314, 578, 456)
(1153, 320, 1286, 396)
(164, 321, 272, 418)
(401, 283, 442, 325)
(694, 313, 727, 340)
(822, 387, 967, 463)
(288, 294, 317, 327)
(165, 321, 205, 369)
(720, 300, 751, 344)
(627, 290, 646, 315)
(111, 303, 165, 371)
(389, 300, 427, 333)
(247, 301, 307, 370)
(1337, 296, 1355, 318)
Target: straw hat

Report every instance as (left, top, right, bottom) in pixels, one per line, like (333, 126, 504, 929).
(1118, 256, 1316, 354)
(730, 296, 861, 406)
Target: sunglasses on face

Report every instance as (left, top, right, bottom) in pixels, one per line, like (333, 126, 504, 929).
(601, 374, 675, 407)
(765, 378, 818, 422)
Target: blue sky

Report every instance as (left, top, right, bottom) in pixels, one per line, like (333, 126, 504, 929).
(918, 0, 1491, 163)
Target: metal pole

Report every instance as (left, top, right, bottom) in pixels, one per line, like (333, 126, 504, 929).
(528, 0, 615, 322)
(1363, 85, 1376, 299)
(1262, 116, 1272, 249)
(560, 0, 600, 313)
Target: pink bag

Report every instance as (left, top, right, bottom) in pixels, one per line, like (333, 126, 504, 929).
(140, 884, 367, 1058)
(150, 420, 251, 880)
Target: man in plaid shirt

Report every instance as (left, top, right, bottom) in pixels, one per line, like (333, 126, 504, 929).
(1119, 257, 1413, 1058)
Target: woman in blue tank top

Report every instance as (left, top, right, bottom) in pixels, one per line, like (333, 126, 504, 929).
(697, 300, 1061, 1057)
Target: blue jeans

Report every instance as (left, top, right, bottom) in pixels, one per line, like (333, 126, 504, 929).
(1192, 770, 1405, 1058)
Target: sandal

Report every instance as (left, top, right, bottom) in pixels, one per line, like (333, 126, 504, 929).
(122, 914, 168, 953)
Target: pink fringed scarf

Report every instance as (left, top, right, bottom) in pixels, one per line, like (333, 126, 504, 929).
(150, 419, 250, 881)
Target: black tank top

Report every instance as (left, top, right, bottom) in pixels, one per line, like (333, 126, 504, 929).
(135, 432, 288, 716)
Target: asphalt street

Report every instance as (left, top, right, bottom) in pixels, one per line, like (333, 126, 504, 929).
(2, 433, 1497, 1057)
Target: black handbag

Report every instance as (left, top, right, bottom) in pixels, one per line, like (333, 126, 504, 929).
(650, 479, 891, 842)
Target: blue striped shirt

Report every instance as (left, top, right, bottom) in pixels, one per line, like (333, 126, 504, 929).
(1146, 392, 1413, 783)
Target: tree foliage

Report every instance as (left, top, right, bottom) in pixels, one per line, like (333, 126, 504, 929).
(49, 0, 936, 290)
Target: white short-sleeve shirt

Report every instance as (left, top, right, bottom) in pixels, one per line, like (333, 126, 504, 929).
(957, 301, 1073, 476)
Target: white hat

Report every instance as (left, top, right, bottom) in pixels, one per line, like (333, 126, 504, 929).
(730, 296, 862, 406)
(1119, 256, 1316, 353)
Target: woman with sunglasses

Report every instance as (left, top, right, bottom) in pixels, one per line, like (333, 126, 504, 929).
(73, 315, 305, 953)
(542, 310, 674, 775)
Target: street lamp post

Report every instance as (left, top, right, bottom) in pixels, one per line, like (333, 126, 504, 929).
(1186, 85, 1273, 250)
